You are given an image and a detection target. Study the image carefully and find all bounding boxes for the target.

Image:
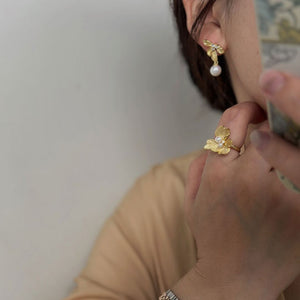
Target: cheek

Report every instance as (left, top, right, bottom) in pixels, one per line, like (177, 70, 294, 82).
(225, 0, 265, 105)
(232, 28, 263, 97)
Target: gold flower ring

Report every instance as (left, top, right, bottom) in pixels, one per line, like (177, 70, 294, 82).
(204, 125, 241, 155)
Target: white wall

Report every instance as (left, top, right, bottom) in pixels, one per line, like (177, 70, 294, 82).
(0, 1, 221, 299)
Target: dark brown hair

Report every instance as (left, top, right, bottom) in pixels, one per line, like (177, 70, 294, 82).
(170, 0, 237, 111)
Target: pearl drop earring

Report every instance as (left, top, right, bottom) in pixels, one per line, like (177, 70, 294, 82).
(203, 39, 224, 77)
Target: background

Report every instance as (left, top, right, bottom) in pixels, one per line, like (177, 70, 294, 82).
(0, 1, 221, 299)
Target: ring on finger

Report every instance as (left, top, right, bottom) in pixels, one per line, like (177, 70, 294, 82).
(204, 125, 241, 155)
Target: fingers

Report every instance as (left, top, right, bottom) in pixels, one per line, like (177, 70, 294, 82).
(238, 142, 273, 174)
(259, 70, 300, 124)
(250, 129, 300, 187)
(210, 102, 266, 161)
(185, 151, 208, 219)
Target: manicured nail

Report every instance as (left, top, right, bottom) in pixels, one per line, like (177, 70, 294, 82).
(250, 130, 271, 151)
(259, 70, 286, 96)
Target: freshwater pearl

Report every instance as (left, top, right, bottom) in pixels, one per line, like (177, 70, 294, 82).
(215, 136, 225, 148)
(210, 65, 222, 77)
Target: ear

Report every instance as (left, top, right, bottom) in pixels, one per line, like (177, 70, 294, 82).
(182, 0, 227, 51)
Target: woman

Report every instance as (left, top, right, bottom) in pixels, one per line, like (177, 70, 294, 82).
(64, 0, 300, 299)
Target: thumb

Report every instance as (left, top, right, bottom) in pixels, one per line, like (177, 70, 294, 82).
(184, 151, 208, 219)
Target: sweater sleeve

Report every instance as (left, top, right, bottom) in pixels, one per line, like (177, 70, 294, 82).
(63, 160, 197, 300)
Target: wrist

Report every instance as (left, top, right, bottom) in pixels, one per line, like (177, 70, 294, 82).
(171, 265, 278, 300)
(171, 266, 205, 300)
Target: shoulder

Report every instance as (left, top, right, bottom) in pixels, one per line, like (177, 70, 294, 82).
(112, 149, 204, 261)
(106, 150, 203, 290)
(72, 150, 203, 299)
(114, 149, 204, 220)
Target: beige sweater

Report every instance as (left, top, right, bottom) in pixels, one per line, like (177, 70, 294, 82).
(64, 150, 285, 300)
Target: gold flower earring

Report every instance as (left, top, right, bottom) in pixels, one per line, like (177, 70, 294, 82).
(203, 39, 224, 77)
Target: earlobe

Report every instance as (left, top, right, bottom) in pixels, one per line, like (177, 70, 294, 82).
(182, 0, 227, 52)
(199, 21, 226, 51)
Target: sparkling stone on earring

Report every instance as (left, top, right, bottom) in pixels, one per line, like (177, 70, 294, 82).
(210, 65, 222, 77)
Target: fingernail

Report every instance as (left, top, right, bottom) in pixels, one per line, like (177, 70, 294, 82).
(259, 70, 286, 96)
(250, 130, 271, 151)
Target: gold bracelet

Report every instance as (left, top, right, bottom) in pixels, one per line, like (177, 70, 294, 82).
(159, 289, 180, 300)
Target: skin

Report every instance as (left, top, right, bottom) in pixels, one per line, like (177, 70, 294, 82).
(171, 0, 300, 299)
(254, 70, 300, 193)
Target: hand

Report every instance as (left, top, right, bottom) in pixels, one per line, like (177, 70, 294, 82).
(250, 70, 300, 189)
(180, 102, 300, 300)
